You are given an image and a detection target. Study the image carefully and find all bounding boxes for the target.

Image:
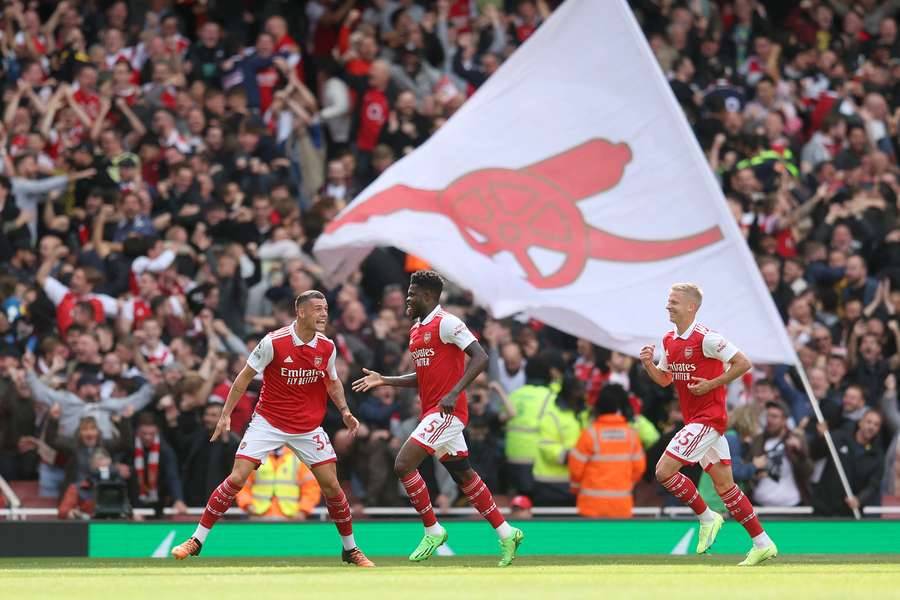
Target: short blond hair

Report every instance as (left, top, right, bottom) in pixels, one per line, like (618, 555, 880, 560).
(728, 404, 761, 439)
(670, 282, 703, 307)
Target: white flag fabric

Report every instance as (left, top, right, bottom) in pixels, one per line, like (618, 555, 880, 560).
(314, 0, 796, 365)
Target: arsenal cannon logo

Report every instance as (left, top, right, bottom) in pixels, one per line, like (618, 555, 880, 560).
(326, 139, 723, 289)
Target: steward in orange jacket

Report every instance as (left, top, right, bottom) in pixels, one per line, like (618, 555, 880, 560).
(569, 384, 645, 517)
(237, 447, 321, 519)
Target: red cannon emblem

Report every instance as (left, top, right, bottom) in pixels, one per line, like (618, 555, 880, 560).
(326, 139, 723, 289)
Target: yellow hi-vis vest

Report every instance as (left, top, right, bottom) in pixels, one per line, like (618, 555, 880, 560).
(251, 452, 302, 517)
(533, 402, 587, 484)
(504, 384, 556, 464)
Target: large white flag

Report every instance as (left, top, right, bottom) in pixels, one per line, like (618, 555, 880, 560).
(314, 0, 796, 365)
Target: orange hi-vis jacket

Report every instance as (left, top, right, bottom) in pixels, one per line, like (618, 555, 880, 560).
(237, 450, 321, 518)
(568, 413, 646, 518)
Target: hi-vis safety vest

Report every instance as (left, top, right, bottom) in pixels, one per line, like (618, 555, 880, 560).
(241, 452, 318, 518)
(504, 384, 556, 464)
(568, 413, 646, 518)
(533, 402, 588, 484)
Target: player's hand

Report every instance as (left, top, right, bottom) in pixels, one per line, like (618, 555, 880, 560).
(352, 368, 384, 392)
(639, 345, 655, 365)
(342, 411, 360, 438)
(210, 415, 231, 442)
(438, 392, 457, 416)
(687, 376, 715, 395)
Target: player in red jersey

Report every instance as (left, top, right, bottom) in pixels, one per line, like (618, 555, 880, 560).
(171, 291, 374, 567)
(640, 283, 777, 566)
(352, 271, 524, 567)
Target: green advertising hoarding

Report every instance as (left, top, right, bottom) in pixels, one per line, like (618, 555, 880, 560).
(89, 520, 900, 558)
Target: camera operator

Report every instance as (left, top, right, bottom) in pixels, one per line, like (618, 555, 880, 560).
(45, 411, 132, 519)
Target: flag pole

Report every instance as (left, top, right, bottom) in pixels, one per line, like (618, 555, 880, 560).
(793, 362, 862, 520)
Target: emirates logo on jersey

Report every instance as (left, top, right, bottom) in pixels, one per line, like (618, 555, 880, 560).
(423, 332, 432, 343)
(684, 346, 694, 359)
(314, 356, 323, 367)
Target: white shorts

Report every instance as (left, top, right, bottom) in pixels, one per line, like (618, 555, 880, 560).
(409, 413, 468, 462)
(236, 413, 337, 469)
(664, 422, 731, 471)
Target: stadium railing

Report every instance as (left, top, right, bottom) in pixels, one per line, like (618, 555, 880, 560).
(0, 475, 22, 520)
(3, 505, 900, 519)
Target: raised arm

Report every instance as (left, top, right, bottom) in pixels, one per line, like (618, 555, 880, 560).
(640, 343, 673, 387)
(352, 368, 418, 391)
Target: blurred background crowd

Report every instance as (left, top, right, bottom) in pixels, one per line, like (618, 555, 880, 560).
(0, 0, 898, 521)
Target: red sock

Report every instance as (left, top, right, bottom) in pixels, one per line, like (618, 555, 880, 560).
(325, 491, 353, 536)
(460, 473, 505, 528)
(660, 472, 709, 516)
(199, 477, 241, 529)
(400, 470, 437, 527)
(720, 485, 764, 537)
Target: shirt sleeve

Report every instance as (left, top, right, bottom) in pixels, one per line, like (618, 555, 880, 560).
(96, 294, 119, 317)
(121, 298, 135, 322)
(439, 313, 477, 350)
(42, 276, 69, 306)
(656, 338, 670, 372)
(246, 335, 274, 373)
(326, 343, 338, 380)
(702, 330, 740, 363)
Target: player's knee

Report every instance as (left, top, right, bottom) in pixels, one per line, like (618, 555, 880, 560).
(655, 462, 675, 483)
(319, 479, 342, 498)
(710, 471, 735, 494)
(442, 458, 473, 484)
(393, 456, 413, 478)
(228, 469, 250, 488)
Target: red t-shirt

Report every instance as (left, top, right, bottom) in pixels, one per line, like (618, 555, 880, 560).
(659, 322, 739, 435)
(42, 276, 117, 336)
(247, 324, 338, 434)
(357, 88, 389, 152)
(210, 381, 255, 436)
(73, 89, 101, 121)
(409, 305, 477, 425)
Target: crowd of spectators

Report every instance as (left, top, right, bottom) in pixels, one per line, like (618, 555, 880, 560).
(0, 0, 898, 521)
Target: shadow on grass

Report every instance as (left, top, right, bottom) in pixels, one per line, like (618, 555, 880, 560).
(3, 554, 900, 571)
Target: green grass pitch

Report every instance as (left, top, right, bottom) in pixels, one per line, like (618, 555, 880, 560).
(3, 555, 898, 600)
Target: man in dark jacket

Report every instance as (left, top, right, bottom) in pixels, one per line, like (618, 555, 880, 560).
(129, 412, 188, 517)
(178, 403, 238, 507)
(811, 410, 885, 516)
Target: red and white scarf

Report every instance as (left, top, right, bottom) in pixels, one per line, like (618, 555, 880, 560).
(134, 434, 160, 503)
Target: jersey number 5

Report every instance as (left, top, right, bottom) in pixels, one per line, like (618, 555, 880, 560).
(676, 430, 695, 447)
(421, 418, 442, 434)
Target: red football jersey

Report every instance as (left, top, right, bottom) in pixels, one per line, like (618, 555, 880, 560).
(659, 321, 739, 435)
(247, 324, 338, 434)
(409, 305, 477, 425)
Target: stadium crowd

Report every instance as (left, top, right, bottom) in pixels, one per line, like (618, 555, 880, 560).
(0, 0, 898, 521)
